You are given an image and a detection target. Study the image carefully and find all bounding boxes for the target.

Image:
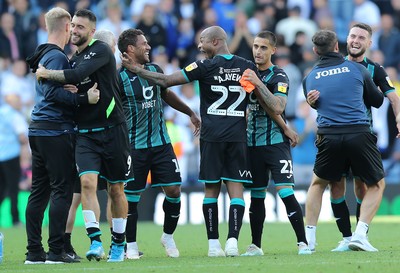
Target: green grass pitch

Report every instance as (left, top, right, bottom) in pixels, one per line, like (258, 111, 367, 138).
(1, 217, 400, 273)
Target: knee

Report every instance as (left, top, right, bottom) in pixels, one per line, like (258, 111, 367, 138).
(354, 185, 366, 199)
(80, 178, 96, 192)
(367, 179, 385, 193)
(164, 186, 181, 198)
(108, 183, 124, 198)
(329, 183, 344, 199)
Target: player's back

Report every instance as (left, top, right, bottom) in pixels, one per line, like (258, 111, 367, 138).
(183, 55, 258, 142)
(304, 59, 370, 127)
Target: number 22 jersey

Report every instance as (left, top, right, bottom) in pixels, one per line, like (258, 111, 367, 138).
(182, 54, 258, 142)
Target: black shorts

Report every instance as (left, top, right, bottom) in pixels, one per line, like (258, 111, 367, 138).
(75, 123, 134, 184)
(124, 143, 181, 194)
(199, 140, 252, 184)
(246, 142, 295, 190)
(314, 132, 384, 185)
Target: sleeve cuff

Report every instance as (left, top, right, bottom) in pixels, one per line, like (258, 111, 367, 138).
(77, 93, 88, 105)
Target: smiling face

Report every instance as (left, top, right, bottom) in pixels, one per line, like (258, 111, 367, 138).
(70, 15, 95, 48)
(198, 35, 214, 59)
(132, 34, 151, 64)
(346, 26, 371, 60)
(197, 27, 218, 59)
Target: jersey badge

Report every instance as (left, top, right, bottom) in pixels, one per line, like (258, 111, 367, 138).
(386, 76, 394, 88)
(277, 82, 288, 93)
(185, 62, 198, 72)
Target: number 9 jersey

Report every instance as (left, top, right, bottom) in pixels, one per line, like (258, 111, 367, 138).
(182, 55, 258, 142)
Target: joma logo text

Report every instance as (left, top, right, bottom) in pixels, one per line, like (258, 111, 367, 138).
(315, 67, 350, 79)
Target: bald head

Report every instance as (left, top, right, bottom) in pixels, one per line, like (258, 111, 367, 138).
(202, 26, 227, 42)
(94, 29, 116, 53)
(198, 25, 230, 58)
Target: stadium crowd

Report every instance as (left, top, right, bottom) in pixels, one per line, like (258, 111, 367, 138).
(1, 0, 400, 227)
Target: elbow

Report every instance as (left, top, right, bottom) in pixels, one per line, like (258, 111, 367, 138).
(270, 101, 285, 116)
(275, 106, 284, 116)
(162, 78, 175, 88)
(160, 81, 168, 88)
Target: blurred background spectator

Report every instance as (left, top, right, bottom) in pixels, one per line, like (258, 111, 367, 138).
(328, 0, 354, 54)
(377, 13, 400, 70)
(290, 95, 317, 184)
(352, 0, 381, 50)
(275, 5, 318, 47)
(0, 93, 29, 226)
(228, 10, 253, 60)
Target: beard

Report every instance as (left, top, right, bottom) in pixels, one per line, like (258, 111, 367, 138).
(347, 45, 366, 59)
(72, 35, 88, 47)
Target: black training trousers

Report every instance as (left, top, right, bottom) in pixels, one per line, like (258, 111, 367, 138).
(25, 134, 75, 254)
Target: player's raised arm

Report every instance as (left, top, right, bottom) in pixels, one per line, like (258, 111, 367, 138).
(120, 52, 187, 88)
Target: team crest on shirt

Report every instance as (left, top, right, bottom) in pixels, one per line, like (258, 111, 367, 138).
(386, 76, 394, 88)
(185, 62, 198, 72)
(84, 51, 96, 60)
(277, 82, 288, 93)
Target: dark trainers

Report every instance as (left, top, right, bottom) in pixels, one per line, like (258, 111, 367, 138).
(24, 251, 47, 264)
(45, 251, 81, 264)
(65, 249, 82, 260)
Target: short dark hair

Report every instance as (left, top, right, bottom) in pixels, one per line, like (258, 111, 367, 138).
(74, 9, 96, 24)
(312, 29, 337, 56)
(118, 28, 145, 53)
(351, 22, 372, 37)
(255, 31, 277, 47)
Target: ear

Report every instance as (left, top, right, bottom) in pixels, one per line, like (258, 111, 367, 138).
(312, 46, 318, 55)
(271, 46, 277, 55)
(212, 38, 219, 46)
(334, 42, 339, 52)
(127, 44, 134, 53)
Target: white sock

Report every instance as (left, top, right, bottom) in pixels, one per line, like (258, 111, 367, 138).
(112, 218, 127, 234)
(344, 236, 352, 241)
(127, 242, 138, 249)
(162, 232, 173, 239)
(305, 225, 316, 248)
(208, 239, 221, 248)
(82, 210, 99, 229)
(354, 221, 369, 237)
